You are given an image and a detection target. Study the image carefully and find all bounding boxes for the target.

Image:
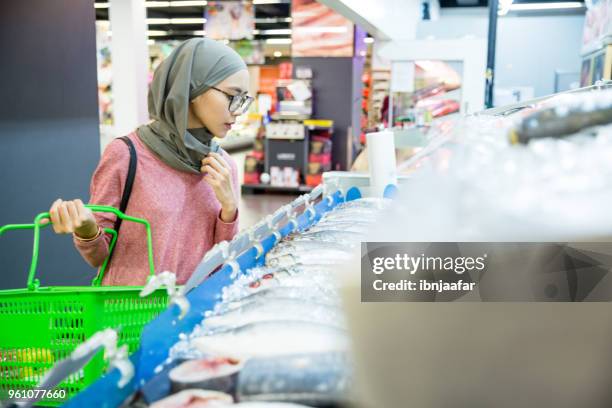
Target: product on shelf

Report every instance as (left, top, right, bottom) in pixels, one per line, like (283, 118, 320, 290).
(278, 62, 293, 80)
(310, 136, 332, 155)
(304, 121, 334, 186)
(307, 161, 329, 184)
(308, 152, 332, 165)
(275, 79, 313, 119)
(270, 166, 300, 187)
(243, 172, 261, 185)
(253, 137, 265, 153)
(243, 152, 264, 185)
(306, 174, 323, 186)
(241, 117, 267, 186)
(308, 162, 332, 174)
(265, 123, 309, 187)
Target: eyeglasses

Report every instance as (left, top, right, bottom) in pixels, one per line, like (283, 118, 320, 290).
(210, 86, 254, 115)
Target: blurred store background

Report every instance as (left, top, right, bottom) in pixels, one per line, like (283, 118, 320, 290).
(0, 0, 600, 288)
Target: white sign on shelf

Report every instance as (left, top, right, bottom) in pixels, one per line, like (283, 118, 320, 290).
(287, 80, 312, 102)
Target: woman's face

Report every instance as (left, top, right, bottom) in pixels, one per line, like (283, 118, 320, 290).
(188, 69, 250, 138)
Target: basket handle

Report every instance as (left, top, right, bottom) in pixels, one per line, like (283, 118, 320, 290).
(0, 204, 155, 290)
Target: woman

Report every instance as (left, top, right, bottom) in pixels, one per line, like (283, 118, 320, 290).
(44, 38, 251, 286)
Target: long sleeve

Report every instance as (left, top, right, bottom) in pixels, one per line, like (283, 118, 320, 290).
(213, 151, 240, 244)
(73, 139, 130, 268)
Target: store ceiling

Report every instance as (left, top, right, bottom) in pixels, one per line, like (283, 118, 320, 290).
(94, 0, 291, 41)
(94, 0, 585, 43)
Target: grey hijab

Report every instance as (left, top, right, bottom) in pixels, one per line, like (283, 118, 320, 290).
(137, 38, 247, 174)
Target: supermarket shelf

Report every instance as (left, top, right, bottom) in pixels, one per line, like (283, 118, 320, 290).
(241, 183, 313, 195)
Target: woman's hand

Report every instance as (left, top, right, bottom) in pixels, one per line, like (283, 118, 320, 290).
(201, 152, 237, 222)
(45, 199, 99, 239)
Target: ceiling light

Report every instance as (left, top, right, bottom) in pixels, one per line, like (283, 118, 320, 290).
(172, 18, 207, 24)
(147, 17, 207, 24)
(258, 29, 292, 35)
(147, 30, 169, 36)
(94, 3, 109, 8)
(508, 1, 582, 11)
(274, 51, 282, 57)
(145, 1, 170, 6)
(147, 18, 171, 24)
(169, 0, 207, 6)
(364, 37, 374, 44)
(266, 38, 292, 44)
(192, 30, 206, 35)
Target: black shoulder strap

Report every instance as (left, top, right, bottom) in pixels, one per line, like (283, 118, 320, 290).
(112, 136, 137, 237)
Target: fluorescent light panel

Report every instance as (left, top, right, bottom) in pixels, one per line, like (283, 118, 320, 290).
(266, 38, 292, 44)
(147, 30, 169, 36)
(94, 3, 109, 8)
(147, 18, 171, 24)
(147, 18, 207, 24)
(509, 2, 583, 10)
(257, 29, 292, 35)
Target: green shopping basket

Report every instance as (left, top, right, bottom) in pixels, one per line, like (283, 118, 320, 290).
(0, 205, 169, 406)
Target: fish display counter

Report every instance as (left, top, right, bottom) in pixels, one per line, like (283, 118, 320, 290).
(144, 198, 390, 407)
(55, 189, 390, 408)
(23, 84, 612, 408)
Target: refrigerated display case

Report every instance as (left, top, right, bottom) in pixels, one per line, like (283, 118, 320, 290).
(24, 83, 612, 408)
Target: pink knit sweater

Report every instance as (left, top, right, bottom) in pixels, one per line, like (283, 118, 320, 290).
(73, 132, 239, 286)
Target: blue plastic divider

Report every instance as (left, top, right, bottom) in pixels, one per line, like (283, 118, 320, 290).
(63, 189, 351, 408)
(383, 184, 399, 199)
(346, 186, 362, 201)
